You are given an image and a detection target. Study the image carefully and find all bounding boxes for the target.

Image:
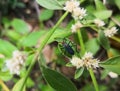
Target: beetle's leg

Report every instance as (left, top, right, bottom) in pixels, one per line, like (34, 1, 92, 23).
(68, 40, 71, 45)
(69, 41, 74, 47)
(74, 44, 79, 53)
(63, 38, 68, 44)
(58, 44, 64, 50)
(58, 43, 66, 55)
(69, 41, 79, 53)
(59, 45, 68, 55)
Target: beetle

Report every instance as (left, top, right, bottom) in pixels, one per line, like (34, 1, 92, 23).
(57, 38, 77, 56)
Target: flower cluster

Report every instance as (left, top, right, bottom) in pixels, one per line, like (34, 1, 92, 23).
(64, 0, 86, 20)
(64, 0, 119, 37)
(72, 7, 87, 20)
(71, 21, 83, 33)
(93, 18, 118, 37)
(104, 27, 118, 37)
(63, 0, 80, 12)
(94, 19, 105, 27)
(71, 56, 84, 69)
(64, 0, 86, 33)
(5, 50, 27, 75)
(70, 52, 100, 69)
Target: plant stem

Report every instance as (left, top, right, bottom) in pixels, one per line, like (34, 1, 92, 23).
(0, 79, 10, 91)
(90, 26, 120, 43)
(90, 26, 98, 32)
(89, 68, 99, 91)
(111, 36, 120, 43)
(77, 27, 99, 91)
(77, 30, 85, 55)
(19, 11, 68, 91)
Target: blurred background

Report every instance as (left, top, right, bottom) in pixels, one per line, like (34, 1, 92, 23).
(0, 0, 120, 91)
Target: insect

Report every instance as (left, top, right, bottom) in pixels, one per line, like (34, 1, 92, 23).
(57, 38, 78, 57)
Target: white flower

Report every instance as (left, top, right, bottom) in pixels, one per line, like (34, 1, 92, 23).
(72, 7, 87, 20)
(83, 59, 92, 68)
(94, 19, 105, 27)
(108, 72, 118, 78)
(82, 52, 100, 69)
(104, 27, 118, 37)
(63, 0, 87, 20)
(82, 52, 93, 60)
(70, 56, 84, 69)
(71, 21, 83, 33)
(63, 0, 80, 12)
(90, 59, 100, 68)
(70, 52, 100, 69)
(5, 50, 27, 75)
(6, 59, 20, 75)
(13, 50, 26, 63)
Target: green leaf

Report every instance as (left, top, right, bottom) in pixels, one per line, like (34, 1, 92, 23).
(66, 62, 73, 67)
(81, 83, 95, 91)
(2, 17, 11, 29)
(109, 48, 120, 56)
(6, 30, 21, 41)
(39, 9, 54, 21)
(22, 29, 72, 47)
(94, 0, 107, 11)
(20, 31, 46, 47)
(81, 28, 89, 42)
(0, 58, 4, 68)
(12, 78, 26, 91)
(36, 0, 63, 10)
(101, 69, 109, 80)
(100, 56, 120, 74)
(74, 67, 84, 79)
(114, 0, 120, 10)
(85, 38, 100, 55)
(0, 71, 13, 81)
(82, 84, 108, 91)
(57, 0, 67, 5)
(26, 77, 35, 88)
(84, 12, 96, 24)
(98, 30, 110, 50)
(40, 84, 55, 91)
(94, 10, 112, 19)
(108, 15, 120, 27)
(0, 39, 17, 57)
(42, 67, 77, 91)
(47, 28, 72, 44)
(86, 5, 96, 14)
(11, 18, 30, 34)
(25, 54, 34, 66)
(66, 20, 74, 29)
